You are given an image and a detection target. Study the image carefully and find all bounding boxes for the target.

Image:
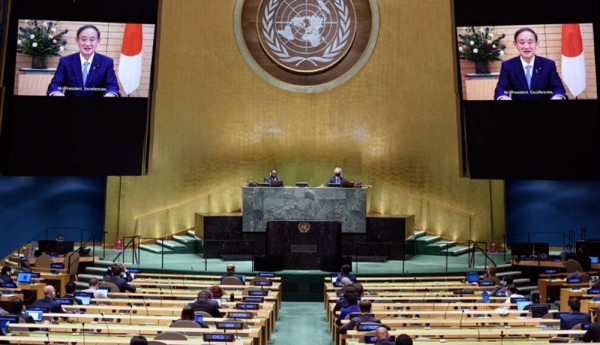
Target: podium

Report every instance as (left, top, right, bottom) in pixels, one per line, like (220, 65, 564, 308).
(265, 220, 342, 271)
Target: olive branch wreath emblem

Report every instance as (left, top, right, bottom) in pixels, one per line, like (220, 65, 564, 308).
(261, 0, 352, 67)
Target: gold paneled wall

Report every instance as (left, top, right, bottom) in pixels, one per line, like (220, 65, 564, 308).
(104, 0, 506, 245)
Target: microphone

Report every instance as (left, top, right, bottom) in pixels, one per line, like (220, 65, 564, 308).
(459, 309, 465, 329)
(476, 320, 481, 342)
(129, 304, 133, 325)
(143, 295, 150, 316)
(82, 321, 86, 345)
(422, 288, 428, 304)
(412, 276, 417, 292)
(101, 312, 111, 336)
(443, 302, 451, 319)
(45, 332, 50, 345)
(432, 293, 440, 312)
(182, 272, 186, 287)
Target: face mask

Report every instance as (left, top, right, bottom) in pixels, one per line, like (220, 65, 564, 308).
(335, 173, 341, 176)
(566, 249, 572, 254)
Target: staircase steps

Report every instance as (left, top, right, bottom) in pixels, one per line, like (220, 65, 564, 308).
(443, 246, 473, 256)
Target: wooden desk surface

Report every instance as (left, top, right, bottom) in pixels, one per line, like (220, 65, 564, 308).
(1, 334, 252, 345)
(10, 323, 263, 345)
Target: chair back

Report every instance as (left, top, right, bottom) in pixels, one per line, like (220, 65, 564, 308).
(170, 320, 203, 336)
(566, 259, 583, 273)
(64, 251, 80, 277)
(242, 287, 261, 295)
(34, 254, 52, 268)
(99, 282, 120, 293)
(194, 311, 213, 318)
(222, 276, 244, 286)
(154, 331, 187, 340)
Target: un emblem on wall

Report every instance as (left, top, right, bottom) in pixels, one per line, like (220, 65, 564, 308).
(298, 222, 311, 233)
(235, 0, 379, 92)
(258, 0, 357, 73)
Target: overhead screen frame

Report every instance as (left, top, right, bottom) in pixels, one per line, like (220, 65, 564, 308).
(0, 0, 161, 176)
(453, 0, 600, 180)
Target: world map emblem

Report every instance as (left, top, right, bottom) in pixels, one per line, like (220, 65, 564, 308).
(235, 0, 379, 92)
(258, 0, 357, 73)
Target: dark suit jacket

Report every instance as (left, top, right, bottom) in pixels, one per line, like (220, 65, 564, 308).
(560, 311, 590, 330)
(328, 176, 346, 185)
(108, 276, 136, 293)
(582, 321, 600, 342)
(338, 314, 381, 334)
(263, 176, 283, 186)
(186, 300, 223, 317)
(47, 52, 120, 97)
(494, 56, 566, 100)
(33, 297, 64, 313)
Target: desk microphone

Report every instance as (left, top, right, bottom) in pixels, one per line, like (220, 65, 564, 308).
(142, 296, 150, 316)
(432, 293, 440, 312)
(182, 272, 186, 287)
(459, 309, 465, 329)
(82, 321, 86, 345)
(129, 304, 133, 325)
(443, 302, 451, 319)
(100, 312, 111, 336)
(412, 276, 417, 293)
(476, 321, 481, 342)
(45, 332, 50, 345)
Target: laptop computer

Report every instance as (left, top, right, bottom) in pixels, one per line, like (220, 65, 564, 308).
(74, 292, 93, 305)
(341, 180, 355, 188)
(327, 183, 341, 188)
(17, 272, 32, 285)
(270, 181, 283, 187)
(591, 256, 599, 264)
(25, 306, 48, 322)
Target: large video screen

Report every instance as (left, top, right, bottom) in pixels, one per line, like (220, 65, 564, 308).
(0, 0, 160, 175)
(454, 0, 600, 180)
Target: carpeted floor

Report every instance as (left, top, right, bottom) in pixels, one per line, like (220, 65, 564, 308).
(268, 302, 331, 345)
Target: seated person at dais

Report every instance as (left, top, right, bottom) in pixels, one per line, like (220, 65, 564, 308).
(264, 169, 283, 186)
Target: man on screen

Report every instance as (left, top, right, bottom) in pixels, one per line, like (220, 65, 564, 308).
(47, 24, 119, 97)
(494, 27, 566, 100)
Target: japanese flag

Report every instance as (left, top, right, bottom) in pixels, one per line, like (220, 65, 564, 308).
(118, 24, 143, 96)
(561, 24, 586, 97)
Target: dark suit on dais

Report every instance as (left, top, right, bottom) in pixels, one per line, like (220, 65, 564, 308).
(328, 176, 346, 185)
(494, 56, 566, 100)
(47, 52, 119, 97)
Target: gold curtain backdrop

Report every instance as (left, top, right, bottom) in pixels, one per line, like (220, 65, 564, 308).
(105, 0, 506, 245)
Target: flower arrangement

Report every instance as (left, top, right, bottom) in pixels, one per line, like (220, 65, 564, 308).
(457, 26, 506, 63)
(17, 20, 68, 58)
